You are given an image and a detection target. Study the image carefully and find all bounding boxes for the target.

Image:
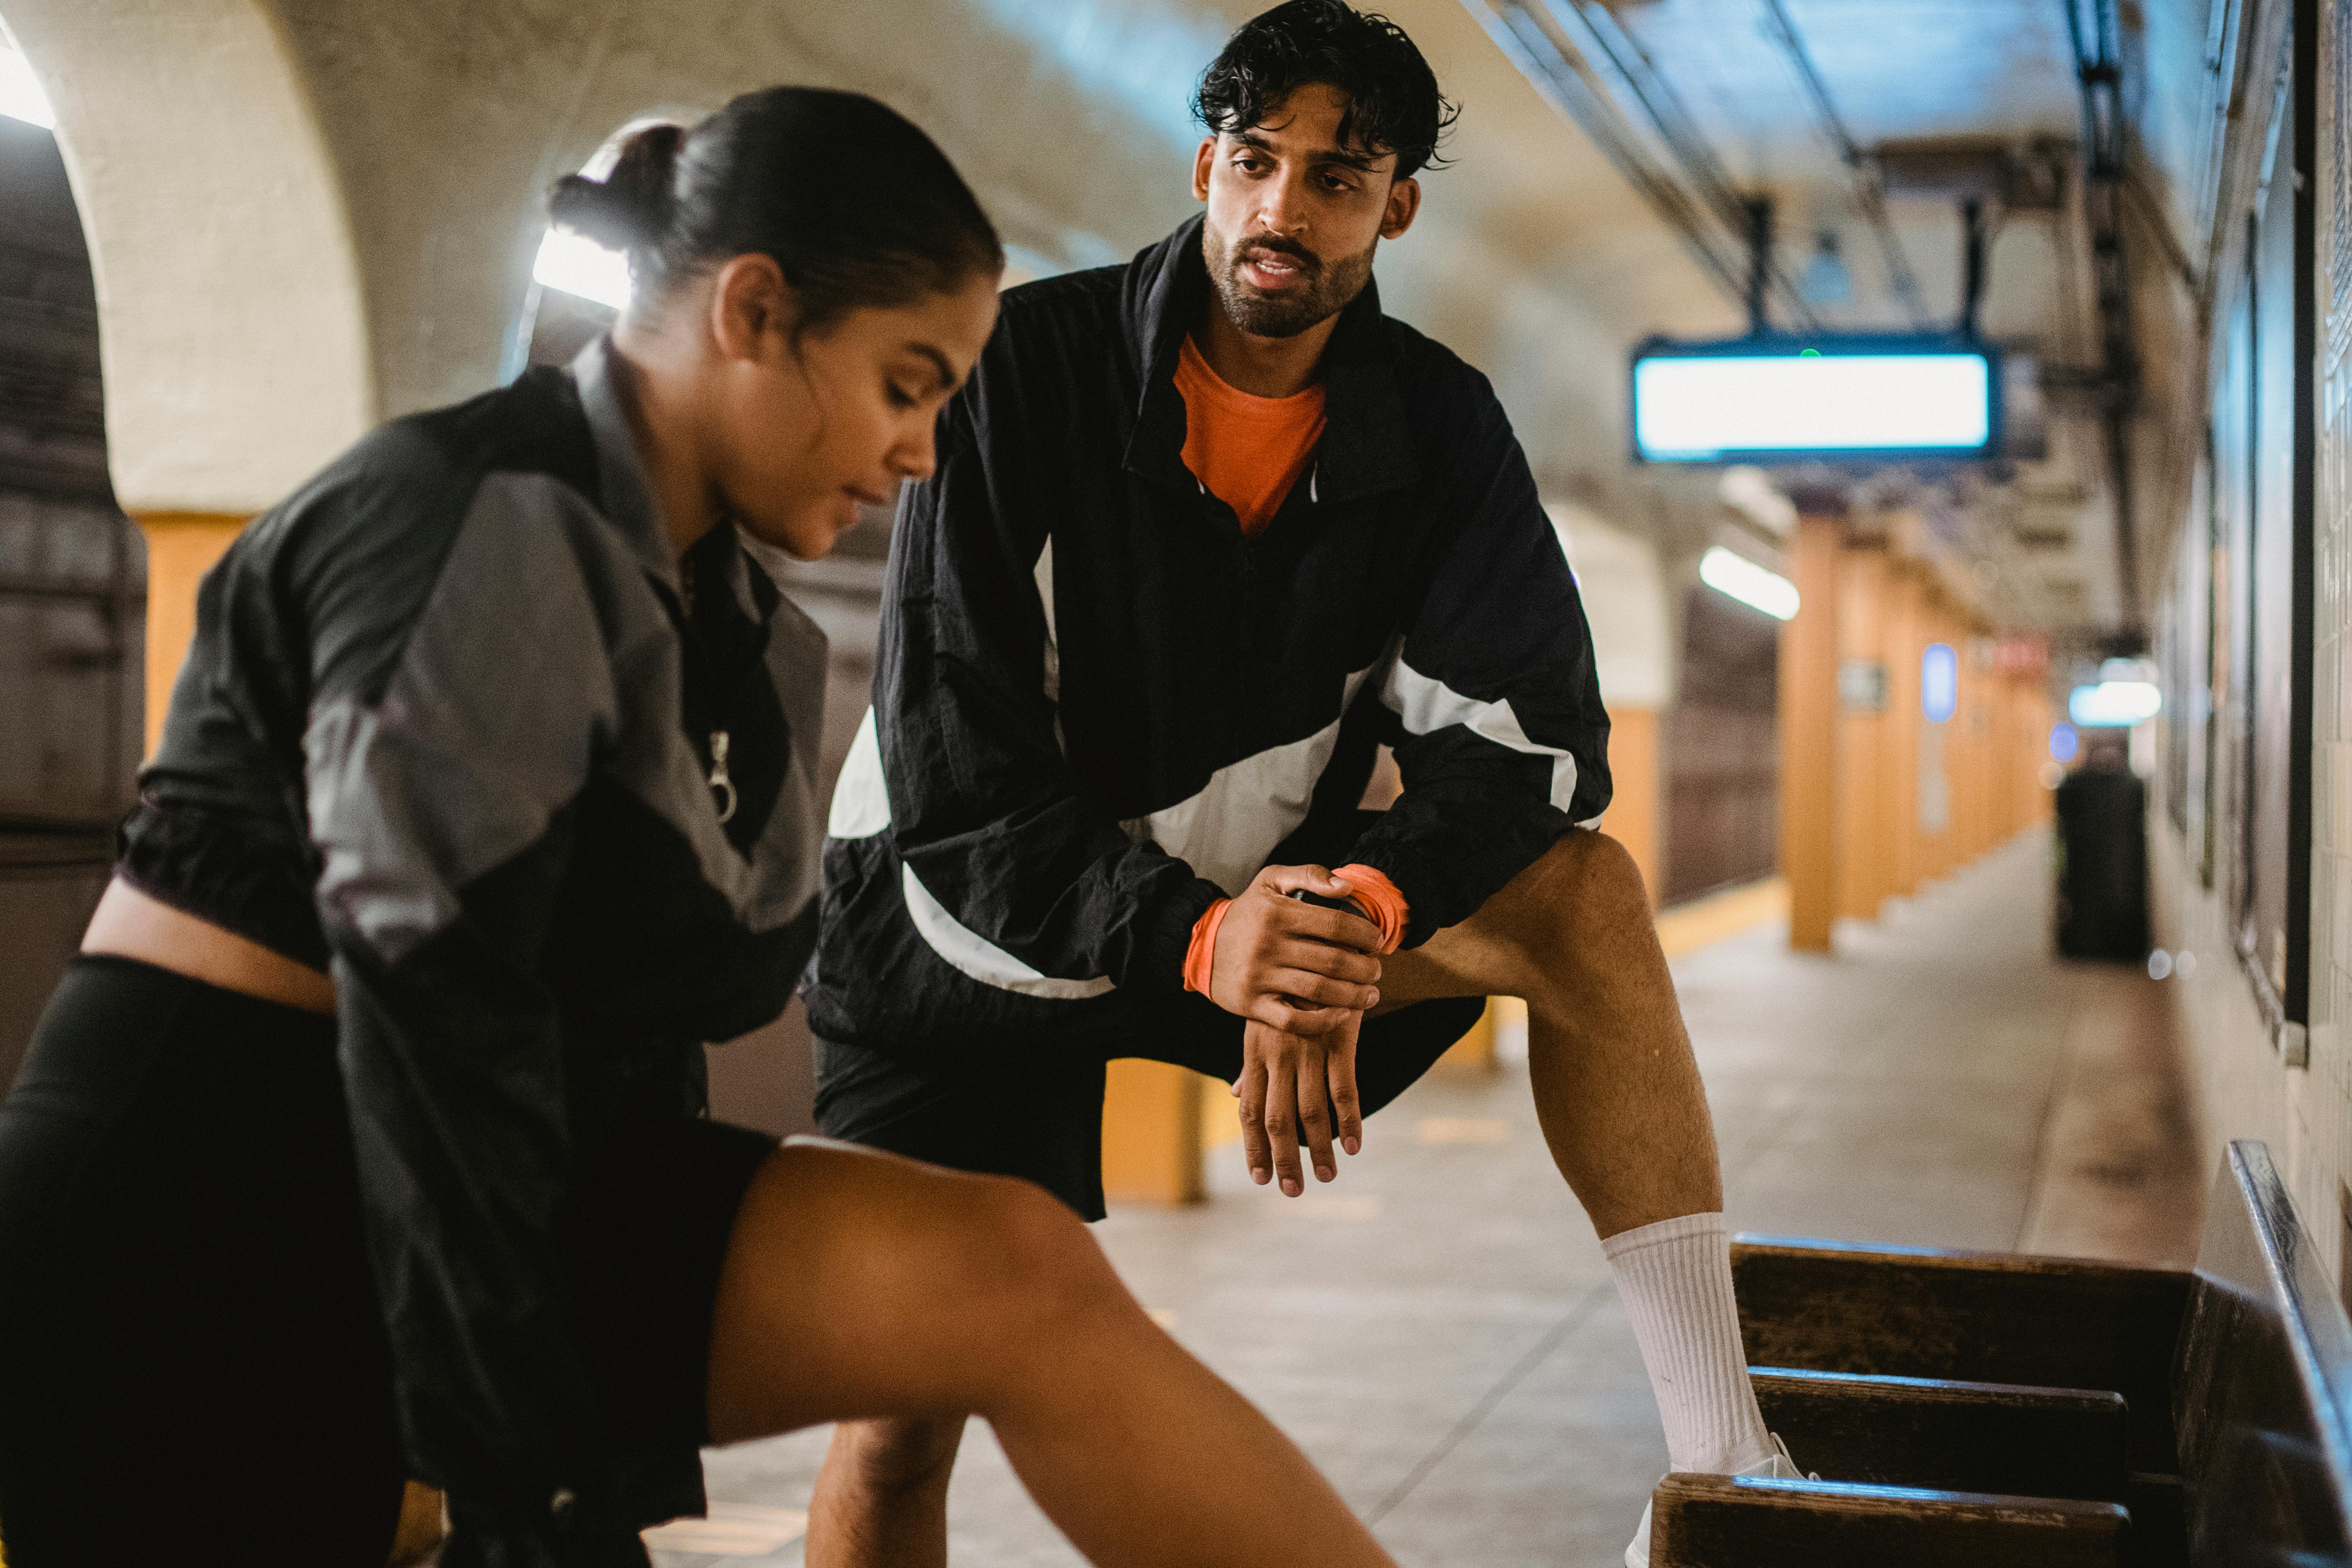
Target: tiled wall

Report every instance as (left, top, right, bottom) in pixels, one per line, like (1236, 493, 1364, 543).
(2154, 0, 2350, 1285)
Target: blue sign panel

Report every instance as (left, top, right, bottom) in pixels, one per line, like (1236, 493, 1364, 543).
(1921, 642, 1958, 724)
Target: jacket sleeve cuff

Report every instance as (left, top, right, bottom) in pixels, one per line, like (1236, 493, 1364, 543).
(1128, 875, 1227, 991)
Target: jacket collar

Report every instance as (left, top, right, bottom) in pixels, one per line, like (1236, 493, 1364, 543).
(572, 335, 682, 595)
(1119, 214, 1422, 505)
(572, 336, 771, 625)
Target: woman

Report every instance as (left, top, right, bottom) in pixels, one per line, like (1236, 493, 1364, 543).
(0, 88, 1397, 1568)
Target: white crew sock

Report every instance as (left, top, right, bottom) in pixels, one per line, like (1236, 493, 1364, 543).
(1602, 1211, 1774, 1475)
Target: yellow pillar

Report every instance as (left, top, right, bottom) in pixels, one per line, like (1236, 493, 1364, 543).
(1834, 547, 1892, 921)
(1102, 1060, 1206, 1204)
(1885, 569, 1924, 899)
(1954, 630, 1991, 865)
(1779, 512, 1842, 952)
(2028, 687, 2056, 827)
(133, 513, 250, 754)
(1603, 705, 1664, 908)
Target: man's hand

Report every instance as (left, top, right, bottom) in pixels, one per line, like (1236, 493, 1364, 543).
(1207, 864, 1384, 1032)
(1235, 1012, 1365, 1196)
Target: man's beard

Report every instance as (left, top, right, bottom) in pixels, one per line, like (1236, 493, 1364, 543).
(1203, 224, 1375, 340)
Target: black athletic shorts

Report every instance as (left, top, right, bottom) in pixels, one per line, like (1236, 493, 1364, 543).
(815, 987, 1487, 1221)
(0, 956, 774, 1567)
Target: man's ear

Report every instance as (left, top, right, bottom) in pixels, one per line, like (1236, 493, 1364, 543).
(707, 252, 794, 366)
(1380, 176, 1422, 240)
(1192, 136, 1218, 203)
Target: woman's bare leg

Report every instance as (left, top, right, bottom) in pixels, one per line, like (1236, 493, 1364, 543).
(706, 1140, 1392, 1568)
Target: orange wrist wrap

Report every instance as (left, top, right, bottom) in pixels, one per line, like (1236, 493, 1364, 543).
(1333, 865, 1407, 955)
(1182, 897, 1234, 995)
(1182, 868, 1407, 996)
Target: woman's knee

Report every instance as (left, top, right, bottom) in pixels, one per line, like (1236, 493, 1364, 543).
(829, 1414, 965, 1497)
(949, 1173, 1123, 1329)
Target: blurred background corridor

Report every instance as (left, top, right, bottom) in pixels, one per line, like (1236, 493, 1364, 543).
(0, 0, 2336, 1562)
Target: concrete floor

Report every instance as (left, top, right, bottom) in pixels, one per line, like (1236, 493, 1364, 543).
(651, 828, 2201, 1566)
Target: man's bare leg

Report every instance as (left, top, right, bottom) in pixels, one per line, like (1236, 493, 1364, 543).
(1374, 829, 1720, 1237)
(1370, 827, 1773, 1495)
(808, 1416, 961, 1568)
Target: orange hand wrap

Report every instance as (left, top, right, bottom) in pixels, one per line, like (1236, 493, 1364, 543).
(1332, 865, 1407, 955)
(1179, 867, 1409, 996)
(1182, 897, 1234, 995)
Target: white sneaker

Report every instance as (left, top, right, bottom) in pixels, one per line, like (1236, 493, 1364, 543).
(1623, 1433, 1810, 1567)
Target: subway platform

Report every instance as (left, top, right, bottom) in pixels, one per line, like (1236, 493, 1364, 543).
(648, 828, 2198, 1566)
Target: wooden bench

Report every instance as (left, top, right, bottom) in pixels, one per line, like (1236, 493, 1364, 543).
(1647, 1139, 2352, 1565)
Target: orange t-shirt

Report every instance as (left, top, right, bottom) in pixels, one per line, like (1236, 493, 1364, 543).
(1174, 335, 1327, 536)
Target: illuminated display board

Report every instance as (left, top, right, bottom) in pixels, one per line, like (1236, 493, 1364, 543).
(1631, 335, 2001, 463)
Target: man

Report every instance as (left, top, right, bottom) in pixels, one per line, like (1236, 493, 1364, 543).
(803, 4, 1798, 1562)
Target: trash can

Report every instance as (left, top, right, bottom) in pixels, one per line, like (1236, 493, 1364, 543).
(2053, 740, 2149, 962)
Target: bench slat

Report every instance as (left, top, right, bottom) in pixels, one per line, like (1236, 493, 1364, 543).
(1650, 1473, 2128, 1568)
(1751, 1366, 2128, 1501)
(1732, 1236, 2189, 1472)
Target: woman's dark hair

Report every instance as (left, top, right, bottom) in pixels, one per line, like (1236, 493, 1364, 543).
(1195, 0, 1457, 179)
(548, 87, 1003, 329)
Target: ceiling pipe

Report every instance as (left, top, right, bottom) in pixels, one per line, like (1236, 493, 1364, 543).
(1753, 0, 1934, 329)
(1467, 0, 1822, 330)
(1747, 196, 1774, 335)
(2063, 0, 2144, 636)
(1960, 195, 1987, 339)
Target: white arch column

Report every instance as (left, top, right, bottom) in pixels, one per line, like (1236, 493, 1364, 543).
(3, 0, 372, 748)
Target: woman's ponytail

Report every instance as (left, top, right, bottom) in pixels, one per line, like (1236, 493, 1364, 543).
(548, 122, 684, 254)
(545, 89, 1000, 327)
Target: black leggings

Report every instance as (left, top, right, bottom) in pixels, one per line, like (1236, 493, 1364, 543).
(0, 957, 405, 1565)
(0, 957, 775, 1565)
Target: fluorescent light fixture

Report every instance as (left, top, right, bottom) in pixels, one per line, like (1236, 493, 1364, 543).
(2068, 681, 2161, 727)
(1632, 338, 1997, 462)
(0, 45, 56, 129)
(1921, 643, 1957, 723)
(1699, 546, 1798, 620)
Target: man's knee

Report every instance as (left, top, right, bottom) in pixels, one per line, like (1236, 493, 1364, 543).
(1507, 830, 1650, 961)
(1545, 827, 1647, 906)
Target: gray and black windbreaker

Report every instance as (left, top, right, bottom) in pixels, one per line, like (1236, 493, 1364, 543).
(806, 217, 1611, 1056)
(118, 341, 824, 1535)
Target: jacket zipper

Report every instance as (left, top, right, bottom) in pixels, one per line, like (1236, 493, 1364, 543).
(708, 730, 737, 823)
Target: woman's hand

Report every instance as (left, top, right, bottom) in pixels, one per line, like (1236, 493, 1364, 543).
(1205, 864, 1384, 1033)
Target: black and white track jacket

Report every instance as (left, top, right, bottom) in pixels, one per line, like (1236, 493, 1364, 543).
(120, 341, 824, 1543)
(805, 217, 1610, 1056)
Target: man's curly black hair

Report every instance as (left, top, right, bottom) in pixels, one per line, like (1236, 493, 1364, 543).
(1194, 0, 1458, 180)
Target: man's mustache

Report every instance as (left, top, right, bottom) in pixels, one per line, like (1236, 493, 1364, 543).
(1233, 233, 1320, 273)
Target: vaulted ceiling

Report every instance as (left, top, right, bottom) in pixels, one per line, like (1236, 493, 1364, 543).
(9, 0, 2218, 639)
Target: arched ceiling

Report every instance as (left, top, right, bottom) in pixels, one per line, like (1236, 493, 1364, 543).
(7, 0, 2218, 639)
